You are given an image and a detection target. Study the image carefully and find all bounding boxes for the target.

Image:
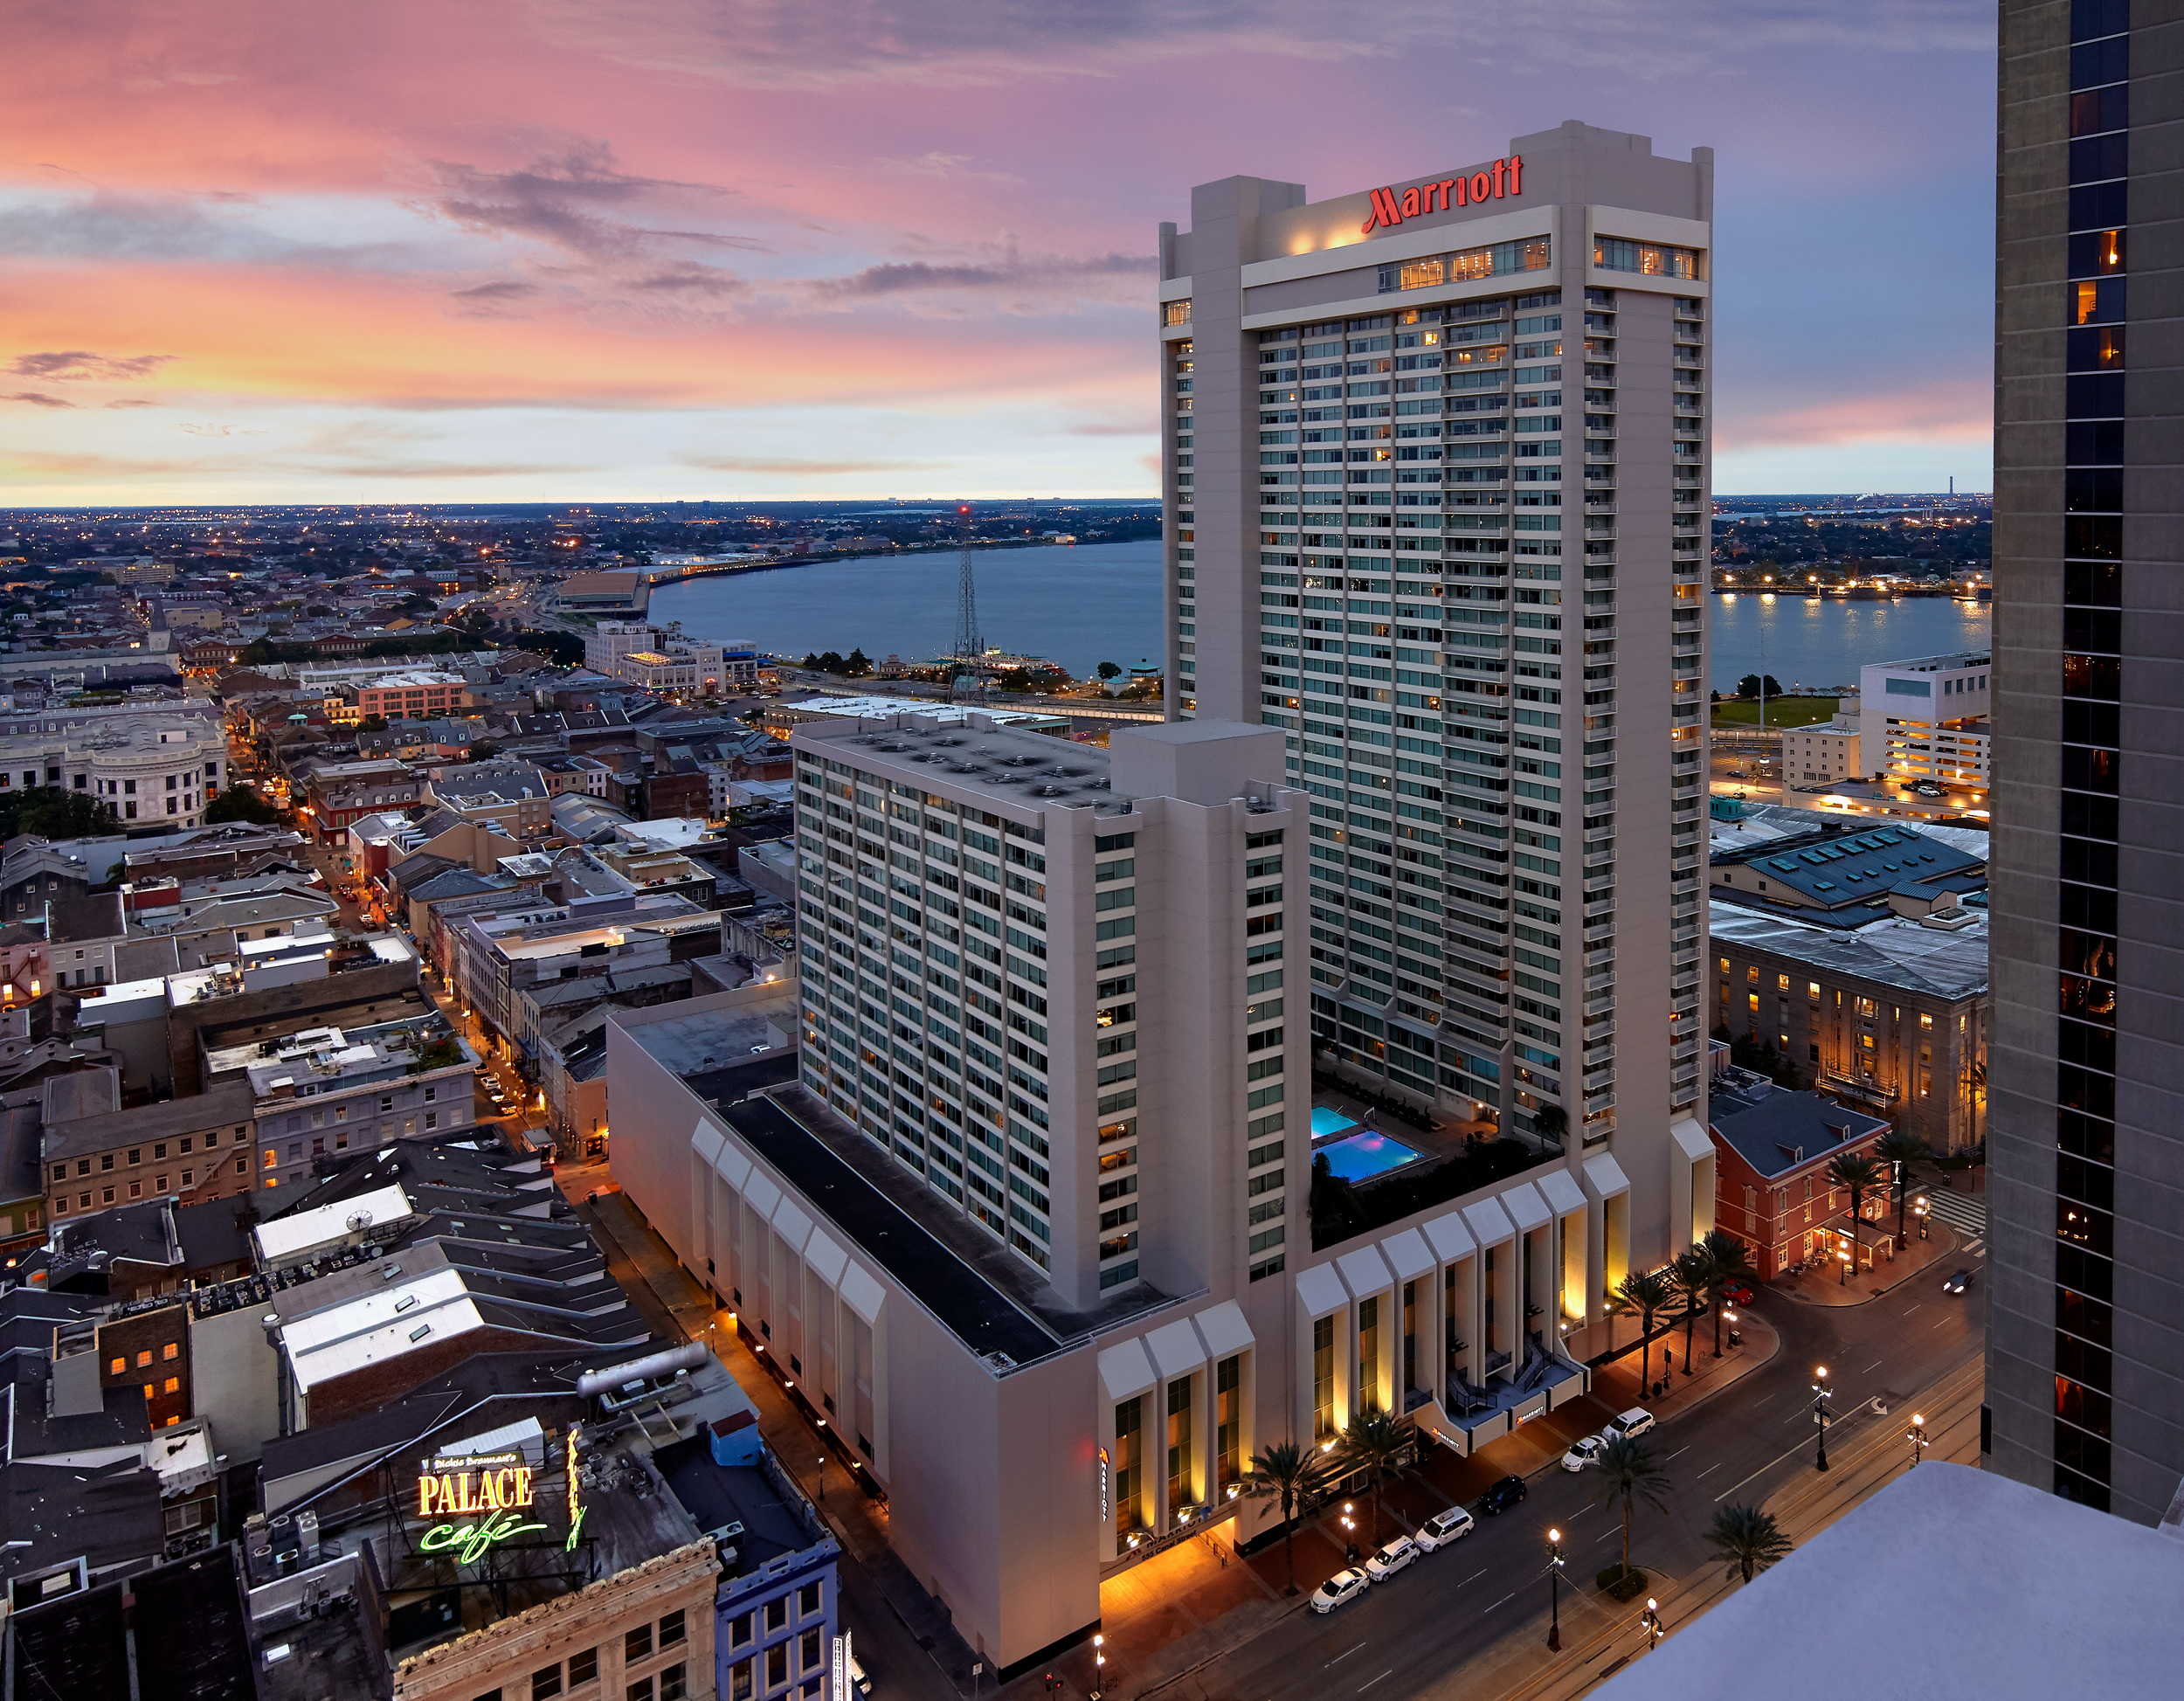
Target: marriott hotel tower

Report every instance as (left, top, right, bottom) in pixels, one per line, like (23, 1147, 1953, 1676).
(1160, 122, 1714, 1198)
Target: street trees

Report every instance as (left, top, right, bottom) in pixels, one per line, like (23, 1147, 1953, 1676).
(1704, 1504, 1793, 1584)
(1672, 1246, 1713, 1376)
(1701, 1229, 1756, 1357)
(1614, 1269, 1676, 1396)
(1334, 1410, 1408, 1545)
(1875, 1130, 1933, 1245)
(1827, 1151, 1886, 1277)
(1589, 1435, 1670, 1593)
(1242, 1442, 1330, 1597)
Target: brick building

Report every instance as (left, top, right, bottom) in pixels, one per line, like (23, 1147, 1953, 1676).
(1707, 1068, 1891, 1280)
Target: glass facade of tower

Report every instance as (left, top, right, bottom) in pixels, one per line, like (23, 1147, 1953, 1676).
(1992, 0, 2184, 1525)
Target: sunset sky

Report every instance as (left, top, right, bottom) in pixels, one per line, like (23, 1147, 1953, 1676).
(1, 1, 1997, 504)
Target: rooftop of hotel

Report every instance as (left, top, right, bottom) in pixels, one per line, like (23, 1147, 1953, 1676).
(724, 1085, 1182, 1369)
(791, 711, 1135, 815)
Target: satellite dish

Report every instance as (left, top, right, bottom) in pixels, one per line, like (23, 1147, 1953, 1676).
(346, 1210, 374, 1234)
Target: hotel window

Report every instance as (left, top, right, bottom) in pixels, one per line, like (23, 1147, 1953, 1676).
(1114, 1394, 1144, 1545)
(625, 1625, 652, 1663)
(729, 1663, 753, 1701)
(766, 1645, 787, 1687)
(659, 1610, 686, 1649)
(764, 1600, 786, 1634)
(1165, 1376, 1193, 1514)
(1215, 1354, 1242, 1495)
(658, 1670, 685, 1701)
(532, 1667, 563, 1701)
(1312, 1316, 1336, 1438)
(627, 1682, 653, 1701)
(1357, 1296, 1382, 1414)
(799, 1628, 820, 1670)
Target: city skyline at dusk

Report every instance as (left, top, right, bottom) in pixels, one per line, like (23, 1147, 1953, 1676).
(3, 2, 1997, 503)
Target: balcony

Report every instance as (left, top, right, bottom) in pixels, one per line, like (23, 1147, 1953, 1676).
(1821, 1069, 1897, 1110)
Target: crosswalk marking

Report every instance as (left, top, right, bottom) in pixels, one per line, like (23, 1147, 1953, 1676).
(1923, 1188, 1987, 1236)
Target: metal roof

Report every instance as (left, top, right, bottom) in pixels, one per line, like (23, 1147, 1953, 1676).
(1708, 899, 1988, 1003)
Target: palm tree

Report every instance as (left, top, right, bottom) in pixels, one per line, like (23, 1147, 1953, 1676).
(1701, 1229, 1756, 1358)
(1614, 1269, 1676, 1397)
(1242, 1442, 1330, 1596)
(1672, 1246, 1713, 1375)
(1705, 1504, 1793, 1584)
(1589, 1435, 1671, 1586)
(1334, 1410, 1409, 1546)
(1875, 1130, 1932, 1245)
(1827, 1151, 1886, 1277)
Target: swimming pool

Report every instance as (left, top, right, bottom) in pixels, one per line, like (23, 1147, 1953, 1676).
(1315, 1130, 1425, 1183)
(1310, 1106, 1359, 1139)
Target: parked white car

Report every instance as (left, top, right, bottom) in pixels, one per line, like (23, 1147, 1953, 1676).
(1311, 1567, 1370, 1614)
(1561, 1435, 1607, 1472)
(1604, 1407, 1657, 1442)
(1364, 1536, 1418, 1581)
(1415, 1506, 1475, 1551)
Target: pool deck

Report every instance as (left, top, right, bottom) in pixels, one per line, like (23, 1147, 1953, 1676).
(1308, 1081, 1501, 1170)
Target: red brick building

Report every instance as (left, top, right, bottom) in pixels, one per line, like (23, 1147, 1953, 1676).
(1708, 1069, 1892, 1280)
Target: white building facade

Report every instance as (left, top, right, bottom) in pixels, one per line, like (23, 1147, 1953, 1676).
(0, 716, 225, 826)
(1161, 123, 1711, 1206)
(1859, 651, 1992, 787)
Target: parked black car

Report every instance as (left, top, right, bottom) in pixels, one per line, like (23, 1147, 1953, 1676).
(1481, 1474, 1529, 1514)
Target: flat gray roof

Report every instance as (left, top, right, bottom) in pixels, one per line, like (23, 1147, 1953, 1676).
(1708, 901, 1987, 1003)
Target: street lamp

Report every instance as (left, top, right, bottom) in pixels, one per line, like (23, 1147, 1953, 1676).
(1907, 1413, 1929, 1470)
(1812, 1366, 1834, 1471)
(1091, 1633, 1105, 1701)
(1340, 1502, 1358, 1565)
(1641, 1597, 1666, 1649)
(1547, 1527, 1564, 1651)
(1724, 1308, 1741, 1348)
(1914, 1195, 1930, 1240)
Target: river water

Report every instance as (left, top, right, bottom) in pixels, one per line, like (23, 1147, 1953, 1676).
(646, 541, 1165, 679)
(646, 543, 1993, 694)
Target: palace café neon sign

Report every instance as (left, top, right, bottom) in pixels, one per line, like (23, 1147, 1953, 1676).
(1362, 156, 1524, 234)
(417, 1449, 550, 1563)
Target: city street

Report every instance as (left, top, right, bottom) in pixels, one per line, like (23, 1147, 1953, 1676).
(1109, 1260, 1985, 1701)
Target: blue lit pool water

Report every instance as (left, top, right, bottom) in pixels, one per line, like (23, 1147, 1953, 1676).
(1311, 1107, 1359, 1139)
(1316, 1131, 1425, 1183)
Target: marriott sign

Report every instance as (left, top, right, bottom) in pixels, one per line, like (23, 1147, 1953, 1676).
(1361, 156, 1525, 234)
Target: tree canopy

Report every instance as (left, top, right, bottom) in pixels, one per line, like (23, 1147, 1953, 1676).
(0, 786, 119, 840)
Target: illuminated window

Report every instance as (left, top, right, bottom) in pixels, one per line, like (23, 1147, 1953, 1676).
(163, 1376, 179, 1393)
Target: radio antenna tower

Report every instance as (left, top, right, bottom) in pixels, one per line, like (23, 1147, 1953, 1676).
(951, 504, 983, 694)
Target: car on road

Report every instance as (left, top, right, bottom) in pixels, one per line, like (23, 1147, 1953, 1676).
(1311, 1567, 1370, 1614)
(1725, 768, 1749, 778)
(1364, 1536, 1417, 1581)
(1415, 1506, 1474, 1551)
(1561, 1435, 1606, 1472)
(1722, 1279, 1756, 1306)
(1912, 781, 1947, 798)
(1942, 1268, 1973, 1294)
(1604, 1407, 1657, 1442)
(1480, 1475, 1528, 1515)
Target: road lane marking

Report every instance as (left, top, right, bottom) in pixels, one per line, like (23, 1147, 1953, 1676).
(1486, 1594, 1514, 1612)
(1596, 1528, 1618, 1545)
(1463, 1569, 1488, 1586)
(1863, 1360, 1884, 1373)
(1903, 1303, 1922, 1315)
(1933, 1320, 1952, 1330)
(1717, 1428, 1838, 1502)
(1359, 1672, 1394, 1693)
(1696, 1462, 1722, 1479)
(1327, 1643, 1366, 1665)
(1665, 1446, 1690, 1461)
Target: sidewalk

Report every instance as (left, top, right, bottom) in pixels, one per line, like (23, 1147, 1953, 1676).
(1586, 1306, 1781, 1417)
(1771, 1218, 1959, 1308)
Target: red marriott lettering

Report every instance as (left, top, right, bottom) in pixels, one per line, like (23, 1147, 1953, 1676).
(1362, 156, 1524, 235)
